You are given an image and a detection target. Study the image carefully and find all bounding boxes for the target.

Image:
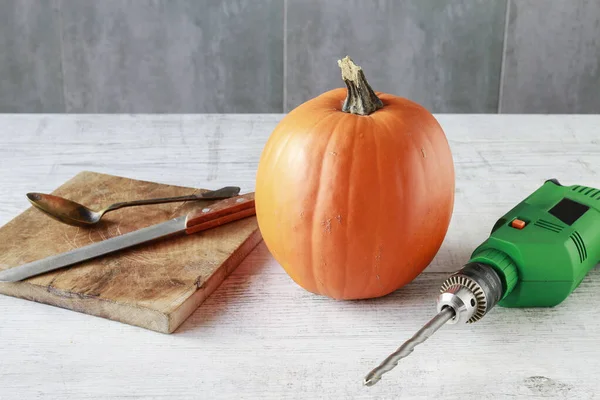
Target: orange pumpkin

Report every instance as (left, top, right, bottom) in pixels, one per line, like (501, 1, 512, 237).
(255, 57, 454, 299)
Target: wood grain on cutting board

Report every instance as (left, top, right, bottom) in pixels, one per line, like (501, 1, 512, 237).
(0, 171, 261, 333)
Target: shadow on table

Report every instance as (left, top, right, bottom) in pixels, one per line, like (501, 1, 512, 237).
(174, 239, 498, 334)
(174, 240, 273, 334)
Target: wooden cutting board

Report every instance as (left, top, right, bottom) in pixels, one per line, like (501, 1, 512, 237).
(0, 171, 261, 333)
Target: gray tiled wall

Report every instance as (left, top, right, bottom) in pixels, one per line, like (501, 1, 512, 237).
(1, 0, 599, 113)
(285, 0, 506, 113)
(500, 0, 600, 113)
(60, 1, 283, 113)
(0, 0, 64, 112)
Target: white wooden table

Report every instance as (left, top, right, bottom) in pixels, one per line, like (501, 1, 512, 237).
(1, 114, 599, 399)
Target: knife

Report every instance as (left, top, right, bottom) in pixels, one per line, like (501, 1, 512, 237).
(0, 193, 255, 282)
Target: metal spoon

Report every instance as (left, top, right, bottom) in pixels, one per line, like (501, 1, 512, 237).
(26, 186, 241, 227)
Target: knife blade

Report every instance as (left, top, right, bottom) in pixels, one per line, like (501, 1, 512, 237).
(0, 193, 255, 282)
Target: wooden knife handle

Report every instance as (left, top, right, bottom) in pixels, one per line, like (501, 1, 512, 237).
(185, 192, 255, 235)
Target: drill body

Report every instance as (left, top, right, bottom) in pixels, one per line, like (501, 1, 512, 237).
(471, 179, 600, 308)
(436, 179, 600, 325)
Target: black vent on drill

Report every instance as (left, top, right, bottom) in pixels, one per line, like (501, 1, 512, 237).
(570, 231, 587, 263)
(533, 219, 563, 233)
(571, 185, 600, 199)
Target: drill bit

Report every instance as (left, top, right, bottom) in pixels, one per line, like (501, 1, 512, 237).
(363, 306, 455, 386)
(363, 263, 503, 386)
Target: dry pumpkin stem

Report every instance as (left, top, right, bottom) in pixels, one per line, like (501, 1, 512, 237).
(338, 56, 383, 116)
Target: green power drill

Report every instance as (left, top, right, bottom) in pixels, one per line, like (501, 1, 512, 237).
(364, 179, 600, 386)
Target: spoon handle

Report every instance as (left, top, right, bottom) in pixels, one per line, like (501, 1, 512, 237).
(104, 186, 241, 213)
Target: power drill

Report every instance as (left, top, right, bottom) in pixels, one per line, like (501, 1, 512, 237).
(365, 179, 600, 386)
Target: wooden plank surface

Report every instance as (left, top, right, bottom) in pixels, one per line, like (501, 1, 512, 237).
(0, 114, 599, 399)
(0, 171, 260, 333)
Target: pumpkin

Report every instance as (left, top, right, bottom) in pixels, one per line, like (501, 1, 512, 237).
(255, 56, 454, 299)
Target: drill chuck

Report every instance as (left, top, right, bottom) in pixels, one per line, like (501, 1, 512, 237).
(437, 262, 504, 324)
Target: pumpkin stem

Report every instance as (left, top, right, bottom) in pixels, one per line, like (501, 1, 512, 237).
(338, 56, 383, 116)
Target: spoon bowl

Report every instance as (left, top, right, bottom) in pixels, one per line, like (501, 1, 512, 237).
(27, 193, 102, 225)
(26, 186, 241, 227)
